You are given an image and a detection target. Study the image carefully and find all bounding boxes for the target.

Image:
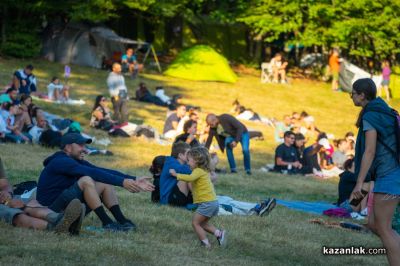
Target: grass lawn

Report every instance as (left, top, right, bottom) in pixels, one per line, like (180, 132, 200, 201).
(1, 58, 398, 265)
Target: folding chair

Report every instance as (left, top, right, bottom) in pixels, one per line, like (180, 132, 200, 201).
(260, 62, 273, 83)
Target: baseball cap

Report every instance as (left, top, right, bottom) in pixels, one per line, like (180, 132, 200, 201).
(318, 138, 330, 149)
(60, 133, 92, 149)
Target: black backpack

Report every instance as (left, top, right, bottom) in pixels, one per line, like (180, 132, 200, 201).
(39, 129, 62, 148)
(13, 181, 37, 195)
(149, 155, 166, 203)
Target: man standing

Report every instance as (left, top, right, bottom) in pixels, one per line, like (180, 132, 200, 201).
(274, 131, 302, 174)
(329, 48, 340, 91)
(205, 113, 251, 175)
(107, 63, 129, 123)
(13, 65, 37, 95)
(37, 133, 154, 232)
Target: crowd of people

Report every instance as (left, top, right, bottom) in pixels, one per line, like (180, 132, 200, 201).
(1, 55, 399, 263)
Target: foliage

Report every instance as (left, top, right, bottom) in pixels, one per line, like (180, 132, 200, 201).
(239, 0, 400, 59)
(1, 27, 41, 58)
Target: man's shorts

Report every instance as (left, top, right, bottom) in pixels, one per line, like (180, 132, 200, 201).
(0, 204, 23, 225)
(49, 182, 86, 213)
(168, 184, 193, 207)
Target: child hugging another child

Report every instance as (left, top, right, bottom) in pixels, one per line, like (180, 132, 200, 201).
(169, 146, 226, 248)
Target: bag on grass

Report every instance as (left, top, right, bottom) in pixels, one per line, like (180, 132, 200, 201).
(13, 181, 37, 195)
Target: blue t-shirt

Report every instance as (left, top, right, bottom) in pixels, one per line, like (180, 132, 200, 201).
(122, 54, 137, 64)
(159, 156, 191, 204)
(363, 119, 398, 178)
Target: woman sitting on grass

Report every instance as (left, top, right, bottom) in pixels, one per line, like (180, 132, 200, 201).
(169, 146, 226, 248)
(90, 95, 117, 131)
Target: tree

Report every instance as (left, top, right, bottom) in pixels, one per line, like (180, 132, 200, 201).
(238, 0, 400, 61)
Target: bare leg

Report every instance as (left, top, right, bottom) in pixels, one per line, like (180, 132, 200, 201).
(192, 213, 210, 244)
(77, 176, 102, 210)
(94, 182, 118, 208)
(54, 89, 60, 101)
(280, 69, 286, 82)
(202, 221, 217, 235)
(13, 213, 47, 230)
(377, 87, 382, 97)
(129, 64, 135, 74)
(384, 85, 390, 101)
(24, 199, 53, 219)
(273, 69, 279, 82)
(63, 86, 70, 99)
(373, 193, 400, 265)
(331, 77, 338, 91)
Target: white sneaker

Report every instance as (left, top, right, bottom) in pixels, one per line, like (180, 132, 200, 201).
(217, 230, 227, 246)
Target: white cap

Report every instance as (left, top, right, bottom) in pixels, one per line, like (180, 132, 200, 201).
(318, 138, 330, 149)
(303, 116, 315, 123)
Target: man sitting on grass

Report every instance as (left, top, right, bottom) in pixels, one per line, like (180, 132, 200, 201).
(274, 131, 302, 174)
(160, 142, 193, 206)
(37, 133, 154, 232)
(0, 157, 84, 234)
(163, 105, 187, 139)
(12, 64, 37, 96)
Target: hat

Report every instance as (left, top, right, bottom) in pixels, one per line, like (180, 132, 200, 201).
(318, 138, 330, 149)
(303, 116, 315, 123)
(60, 133, 92, 149)
(0, 94, 12, 105)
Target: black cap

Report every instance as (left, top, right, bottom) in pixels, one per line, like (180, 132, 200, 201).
(60, 133, 92, 149)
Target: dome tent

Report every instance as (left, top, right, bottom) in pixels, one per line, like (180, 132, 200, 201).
(41, 22, 161, 71)
(164, 45, 237, 83)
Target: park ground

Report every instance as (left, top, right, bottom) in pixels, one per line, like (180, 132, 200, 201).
(1, 58, 399, 265)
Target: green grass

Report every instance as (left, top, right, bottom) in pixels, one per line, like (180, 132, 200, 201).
(1, 58, 398, 265)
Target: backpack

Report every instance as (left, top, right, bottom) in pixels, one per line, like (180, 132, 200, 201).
(149, 155, 166, 203)
(39, 129, 62, 148)
(13, 181, 37, 195)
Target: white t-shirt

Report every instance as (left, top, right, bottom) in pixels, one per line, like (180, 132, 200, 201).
(270, 58, 282, 68)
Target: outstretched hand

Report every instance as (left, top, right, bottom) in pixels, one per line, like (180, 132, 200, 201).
(123, 179, 141, 193)
(136, 177, 155, 192)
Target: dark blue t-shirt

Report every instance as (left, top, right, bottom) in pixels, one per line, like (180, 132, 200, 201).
(274, 143, 298, 171)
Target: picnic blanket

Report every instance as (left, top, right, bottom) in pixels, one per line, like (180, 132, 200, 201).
(276, 199, 337, 215)
(32, 95, 85, 105)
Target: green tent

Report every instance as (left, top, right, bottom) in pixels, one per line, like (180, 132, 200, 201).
(164, 45, 237, 83)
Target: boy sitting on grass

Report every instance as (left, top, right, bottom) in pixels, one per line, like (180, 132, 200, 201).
(170, 146, 226, 248)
